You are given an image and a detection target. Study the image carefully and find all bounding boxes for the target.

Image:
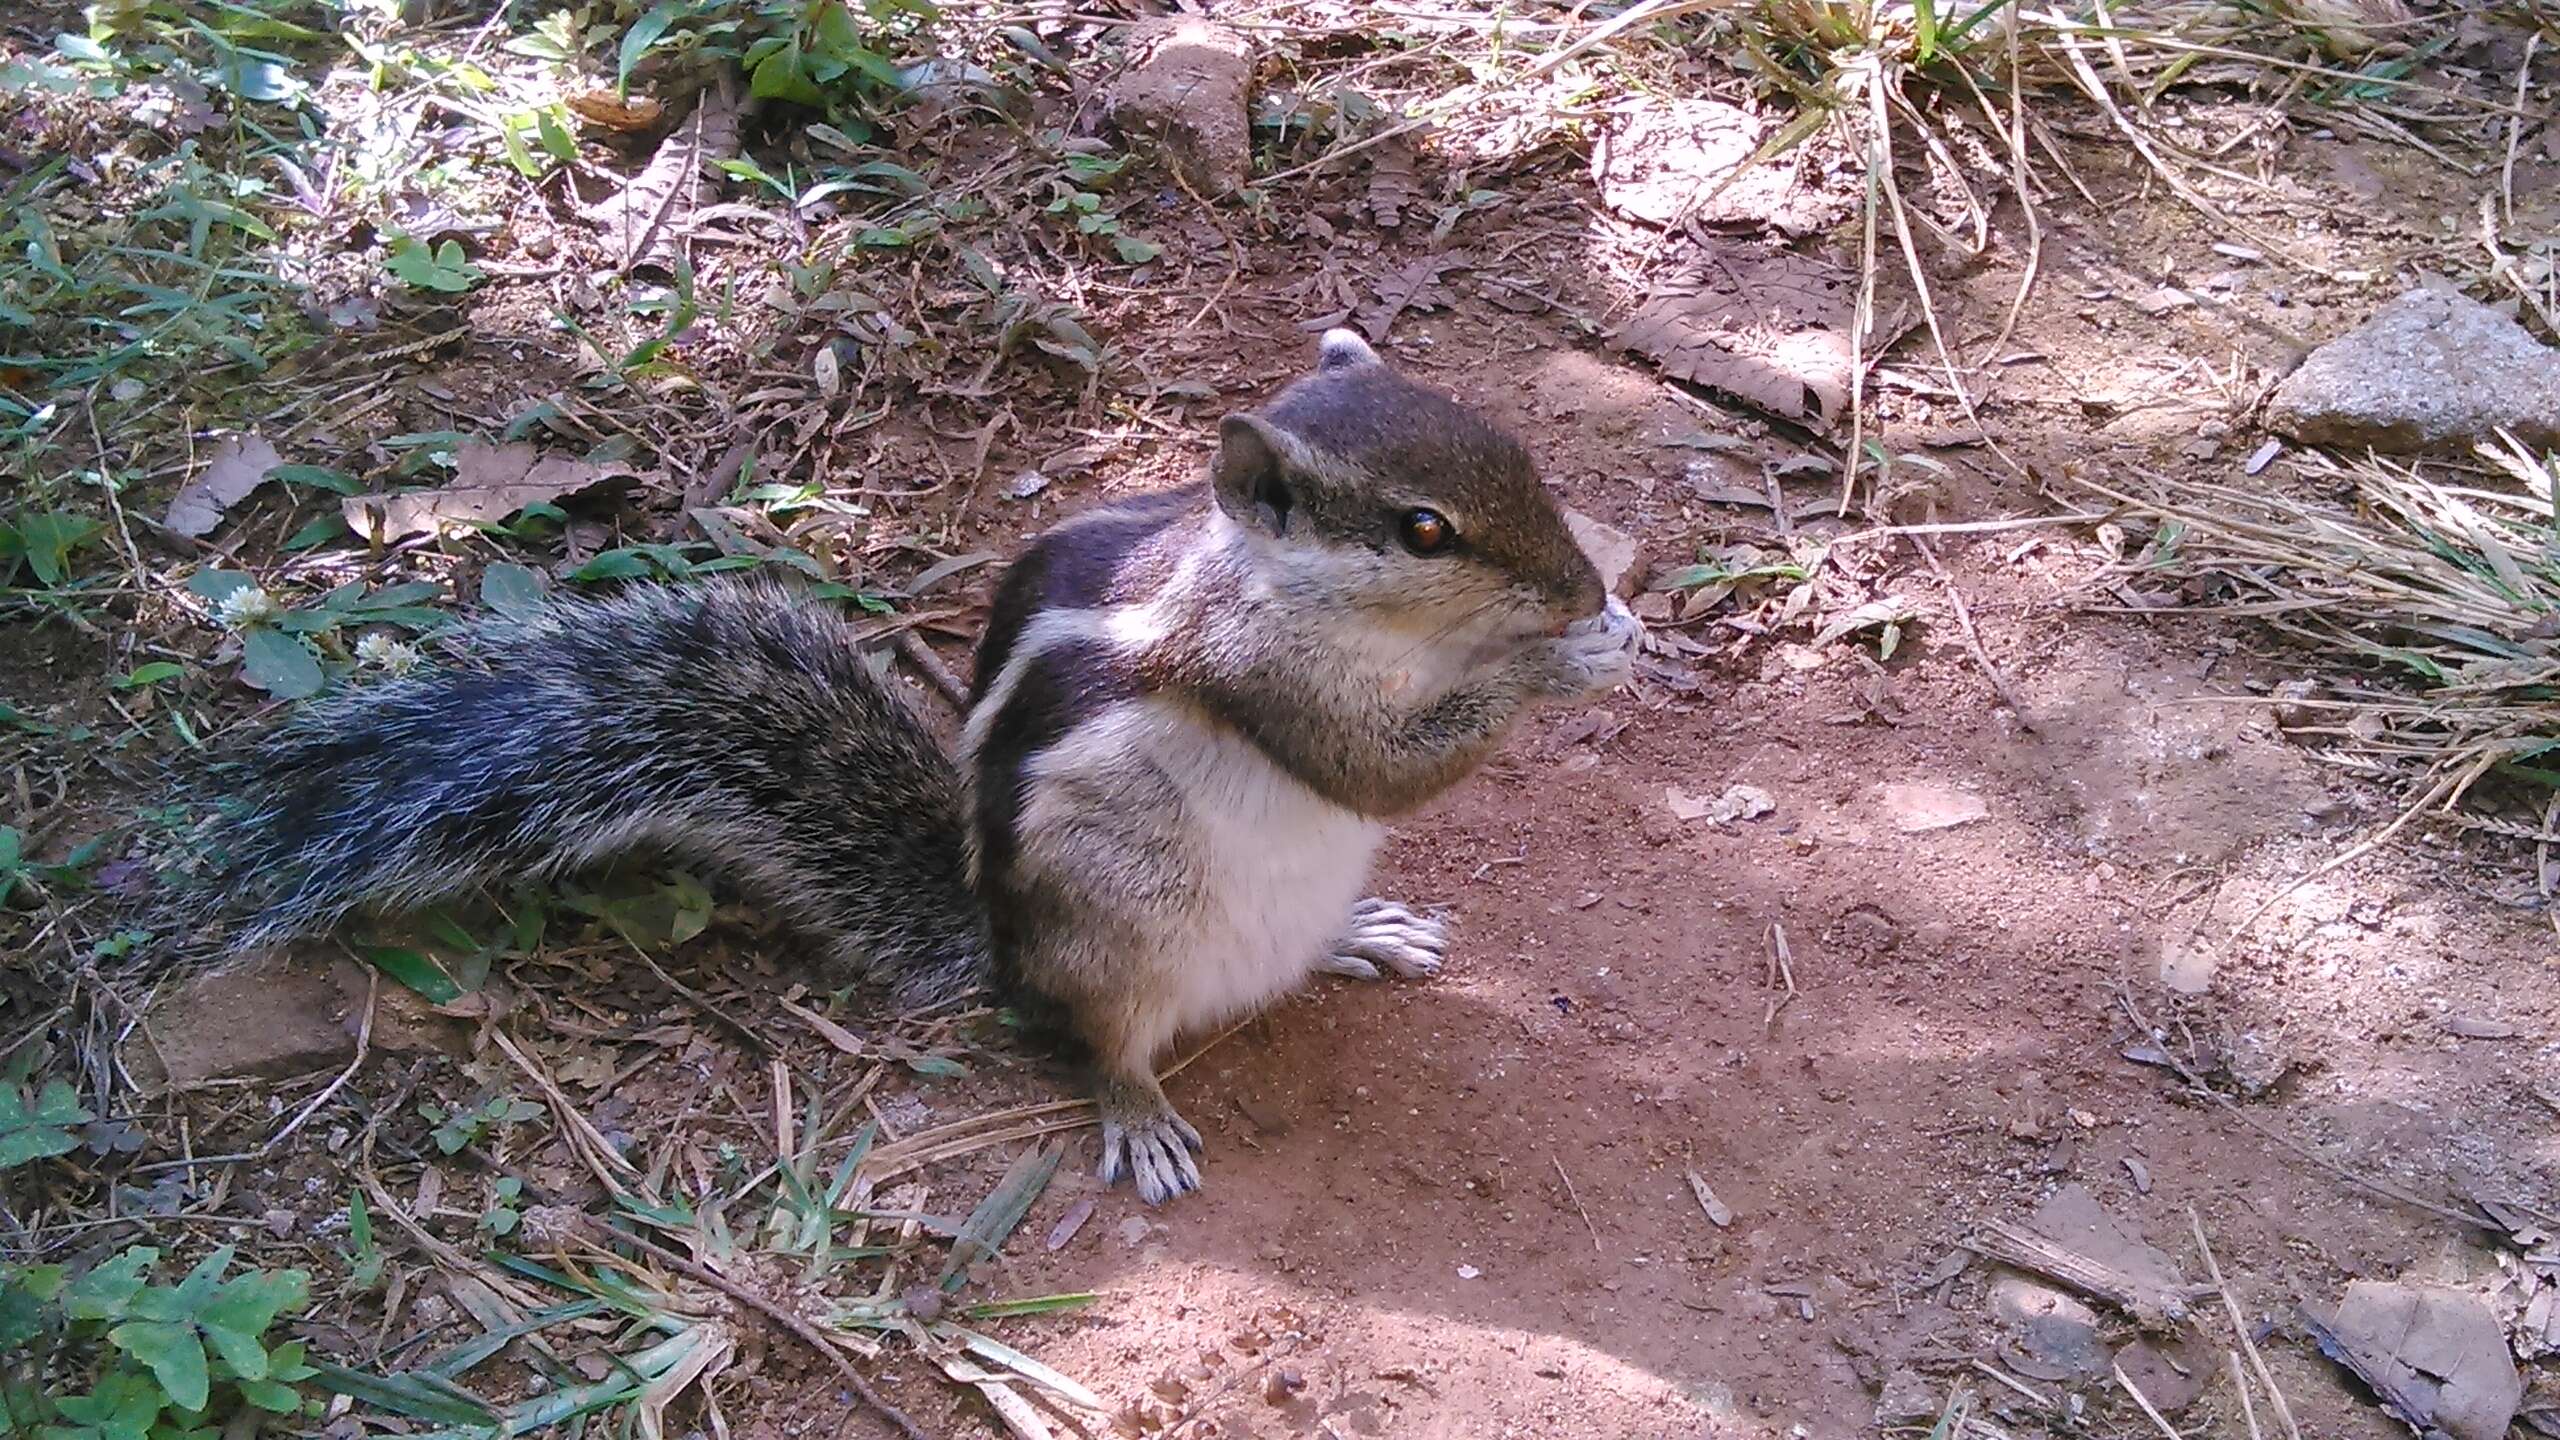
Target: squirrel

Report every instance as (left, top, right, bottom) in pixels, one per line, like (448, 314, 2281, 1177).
(164, 329, 1642, 1204)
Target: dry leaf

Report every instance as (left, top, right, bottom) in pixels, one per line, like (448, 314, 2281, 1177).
(1366, 139, 1419, 230)
(1615, 250, 1855, 428)
(342, 440, 635, 541)
(584, 82, 742, 269)
(1356, 254, 1462, 342)
(566, 88, 666, 132)
(1810, 595, 1919, 648)
(1685, 1169, 1734, 1227)
(1562, 508, 1642, 598)
(2307, 1282, 2523, 1440)
(166, 433, 282, 538)
(781, 998, 866, 1056)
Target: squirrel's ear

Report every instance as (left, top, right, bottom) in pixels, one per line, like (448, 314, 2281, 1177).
(1213, 414, 1294, 538)
(1315, 328, 1380, 373)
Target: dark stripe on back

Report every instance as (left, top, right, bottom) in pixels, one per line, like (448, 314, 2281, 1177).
(970, 637, 1136, 905)
(971, 486, 1204, 704)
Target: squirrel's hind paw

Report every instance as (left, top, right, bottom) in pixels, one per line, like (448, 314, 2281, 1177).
(1317, 898, 1449, 980)
(1098, 1086, 1204, 1205)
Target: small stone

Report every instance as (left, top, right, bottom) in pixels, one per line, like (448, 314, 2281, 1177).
(2268, 287, 2560, 452)
(2131, 286, 2196, 316)
(1876, 781, 1987, 833)
(1105, 18, 1253, 194)
(1872, 1368, 1940, 1426)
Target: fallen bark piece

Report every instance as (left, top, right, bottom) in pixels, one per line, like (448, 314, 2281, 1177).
(1970, 1185, 2210, 1331)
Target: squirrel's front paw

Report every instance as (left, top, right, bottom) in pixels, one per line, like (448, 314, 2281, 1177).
(1536, 596, 1642, 698)
(1316, 898, 1449, 980)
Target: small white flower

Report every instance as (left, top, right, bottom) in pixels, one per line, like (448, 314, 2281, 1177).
(355, 633, 421, 675)
(216, 585, 282, 629)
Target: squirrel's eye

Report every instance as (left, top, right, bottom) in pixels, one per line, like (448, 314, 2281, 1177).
(1399, 508, 1455, 555)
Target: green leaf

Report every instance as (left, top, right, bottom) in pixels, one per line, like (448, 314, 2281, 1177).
(617, 2, 681, 93)
(1112, 235, 1160, 264)
(286, 509, 350, 548)
(567, 549, 656, 582)
(114, 663, 183, 689)
(749, 43, 824, 106)
(183, 569, 255, 604)
(170, 1247, 232, 1309)
(0, 1267, 58, 1347)
(235, 1379, 298, 1413)
(238, 629, 322, 700)
(939, 1141, 1060, 1291)
(498, 115, 542, 179)
(50, 1367, 163, 1440)
(63, 1248, 155, 1321)
(533, 107, 575, 161)
(478, 563, 547, 618)
(267, 464, 359, 495)
(363, 947, 461, 1005)
(305, 1363, 497, 1426)
(0, 1079, 91, 1168)
(8, 512, 102, 586)
(266, 1341, 315, 1382)
(352, 581, 442, 611)
(109, 1321, 209, 1412)
(384, 236, 482, 293)
(197, 1268, 308, 1378)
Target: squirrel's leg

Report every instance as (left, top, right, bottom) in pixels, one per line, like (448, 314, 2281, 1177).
(1083, 1002, 1203, 1204)
(1314, 898, 1448, 980)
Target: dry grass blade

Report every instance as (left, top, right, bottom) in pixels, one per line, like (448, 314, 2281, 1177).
(2115, 1361, 2188, 1438)
(581, 1217, 938, 1440)
(2189, 1210, 2302, 1440)
(2068, 447, 2560, 875)
(939, 1140, 1064, 1289)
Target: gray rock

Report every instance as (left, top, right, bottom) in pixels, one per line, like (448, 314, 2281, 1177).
(1104, 17, 1253, 194)
(2267, 287, 2560, 453)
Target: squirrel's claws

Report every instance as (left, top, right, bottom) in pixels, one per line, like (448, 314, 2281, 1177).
(1317, 898, 1450, 980)
(1100, 1101, 1205, 1205)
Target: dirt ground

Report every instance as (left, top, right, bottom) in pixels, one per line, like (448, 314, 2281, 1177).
(11, 9, 2560, 1440)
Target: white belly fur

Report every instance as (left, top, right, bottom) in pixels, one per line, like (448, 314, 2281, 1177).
(1139, 699, 1383, 1032)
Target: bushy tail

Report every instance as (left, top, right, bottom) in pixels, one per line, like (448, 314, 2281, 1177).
(158, 581, 989, 1007)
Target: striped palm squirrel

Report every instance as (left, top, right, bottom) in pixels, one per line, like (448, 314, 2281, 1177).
(171, 329, 1642, 1204)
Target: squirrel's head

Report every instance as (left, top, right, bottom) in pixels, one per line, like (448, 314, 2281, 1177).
(1210, 330, 1605, 639)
